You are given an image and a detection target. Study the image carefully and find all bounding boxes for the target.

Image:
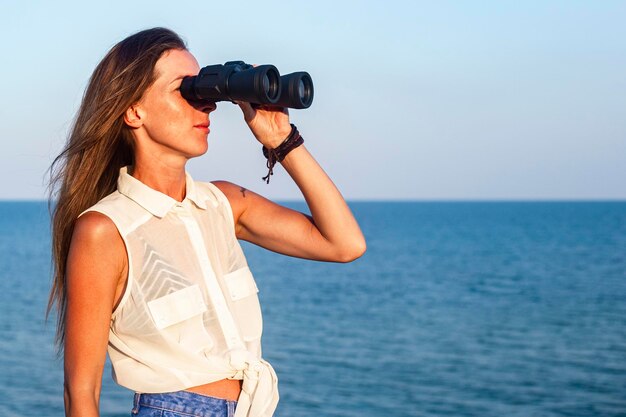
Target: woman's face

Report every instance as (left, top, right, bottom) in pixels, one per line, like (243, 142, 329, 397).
(132, 49, 216, 160)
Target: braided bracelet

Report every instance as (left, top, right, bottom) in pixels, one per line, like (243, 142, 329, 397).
(261, 124, 304, 183)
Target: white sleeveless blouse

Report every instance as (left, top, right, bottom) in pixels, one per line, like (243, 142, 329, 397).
(81, 166, 278, 417)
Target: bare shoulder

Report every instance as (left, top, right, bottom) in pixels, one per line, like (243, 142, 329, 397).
(211, 180, 257, 218)
(211, 180, 252, 201)
(73, 211, 122, 245)
(70, 211, 126, 270)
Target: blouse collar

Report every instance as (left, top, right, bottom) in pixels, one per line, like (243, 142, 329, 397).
(117, 166, 207, 218)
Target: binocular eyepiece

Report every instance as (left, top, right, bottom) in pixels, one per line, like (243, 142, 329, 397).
(180, 61, 314, 109)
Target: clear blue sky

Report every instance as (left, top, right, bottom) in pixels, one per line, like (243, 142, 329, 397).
(1, 1, 625, 200)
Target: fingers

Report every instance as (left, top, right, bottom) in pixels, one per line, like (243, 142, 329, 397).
(235, 100, 256, 122)
(254, 104, 289, 119)
(235, 101, 289, 122)
(258, 104, 289, 114)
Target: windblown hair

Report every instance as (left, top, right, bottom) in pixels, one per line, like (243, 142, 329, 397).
(47, 27, 186, 352)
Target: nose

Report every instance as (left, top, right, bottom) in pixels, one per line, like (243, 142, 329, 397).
(189, 99, 217, 114)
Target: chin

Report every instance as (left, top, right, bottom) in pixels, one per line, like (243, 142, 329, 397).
(188, 143, 209, 158)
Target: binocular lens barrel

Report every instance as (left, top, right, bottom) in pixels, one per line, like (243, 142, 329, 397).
(180, 61, 314, 109)
(274, 72, 314, 109)
(227, 65, 281, 104)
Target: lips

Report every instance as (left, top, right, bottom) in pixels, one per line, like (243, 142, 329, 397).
(194, 122, 210, 133)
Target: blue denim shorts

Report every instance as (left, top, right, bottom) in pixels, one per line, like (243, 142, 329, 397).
(131, 390, 238, 417)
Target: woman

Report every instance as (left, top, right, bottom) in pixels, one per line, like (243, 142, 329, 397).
(47, 27, 365, 417)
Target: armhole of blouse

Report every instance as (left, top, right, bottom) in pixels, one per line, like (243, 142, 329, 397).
(206, 182, 236, 232)
(78, 208, 133, 319)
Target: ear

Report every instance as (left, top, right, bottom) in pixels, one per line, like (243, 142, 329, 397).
(124, 105, 144, 128)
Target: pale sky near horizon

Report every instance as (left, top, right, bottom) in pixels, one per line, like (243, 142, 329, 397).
(1, 1, 625, 200)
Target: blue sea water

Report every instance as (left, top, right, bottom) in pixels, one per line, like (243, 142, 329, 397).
(0, 201, 625, 417)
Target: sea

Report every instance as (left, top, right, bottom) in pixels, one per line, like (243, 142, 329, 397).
(0, 201, 625, 417)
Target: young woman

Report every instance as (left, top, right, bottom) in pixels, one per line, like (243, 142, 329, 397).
(47, 27, 365, 417)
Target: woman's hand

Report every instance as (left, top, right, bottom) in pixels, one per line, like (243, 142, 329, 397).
(236, 102, 293, 149)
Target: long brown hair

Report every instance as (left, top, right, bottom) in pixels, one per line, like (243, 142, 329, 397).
(47, 27, 186, 352)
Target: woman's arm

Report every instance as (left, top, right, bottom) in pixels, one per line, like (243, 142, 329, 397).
(214, 103, 366, 263)
(63, 212, 127, 417)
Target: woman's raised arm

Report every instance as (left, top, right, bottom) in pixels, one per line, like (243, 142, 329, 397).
(214, 133, 365, 263)
(63, 212, 127, 417)
(214, 103, 365, 263)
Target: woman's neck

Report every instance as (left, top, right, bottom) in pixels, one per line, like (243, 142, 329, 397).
(130, 157, 187, 202)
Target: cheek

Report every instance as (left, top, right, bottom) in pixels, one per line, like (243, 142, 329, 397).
(169, 95, 196, 120)
(151, 97, 190, 128)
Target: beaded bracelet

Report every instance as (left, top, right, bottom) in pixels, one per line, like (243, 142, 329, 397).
(261, 124, 304, 183)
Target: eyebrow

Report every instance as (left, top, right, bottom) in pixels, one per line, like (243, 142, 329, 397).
(169, 75, 187, 84)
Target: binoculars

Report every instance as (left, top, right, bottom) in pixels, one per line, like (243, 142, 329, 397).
(180, 61, 314, 109)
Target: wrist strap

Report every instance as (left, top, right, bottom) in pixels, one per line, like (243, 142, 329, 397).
(261, 124, 304, 184)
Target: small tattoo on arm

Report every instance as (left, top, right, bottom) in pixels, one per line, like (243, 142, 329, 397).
(239, 187, 247, 197)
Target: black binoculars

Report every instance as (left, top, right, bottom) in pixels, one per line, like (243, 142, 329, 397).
(180, 61, 314, 109)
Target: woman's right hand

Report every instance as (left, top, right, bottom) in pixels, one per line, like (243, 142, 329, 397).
(63, 212, 128, 417)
